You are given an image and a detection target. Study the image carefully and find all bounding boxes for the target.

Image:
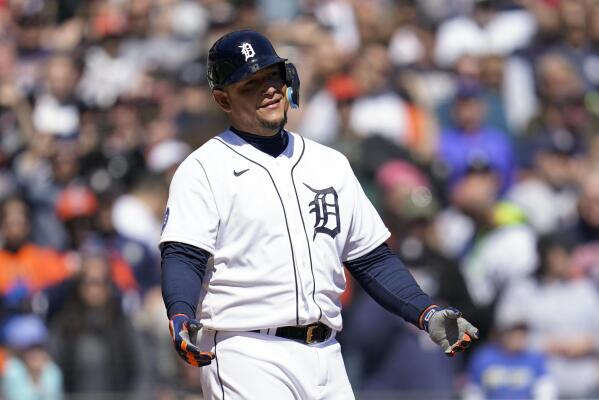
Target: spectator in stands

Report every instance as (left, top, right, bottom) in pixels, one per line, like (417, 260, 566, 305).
(507, 129, 580, 235)
(464, 314, 556, 400)
(0, 41, 36, 193)
(496, 232, 599, 398)
(552, 0, 595, 86)
(567, 169, 599, 287)
(48, 250, 147, 397)
(433, 0, 536, 68)
(32, 55, 81, 139)
(55, 185, 138, 294)
(82, 100, 148, 190)
(2, 314, 63, 400)
(78, 3, 141, 109)
(436, 159, 537, 337)
(348, 43, 411, 146)
(376, 159, 474, 315)
(111, 172, 168, 257)
(0, 196, 71, 309)
(437, 79, 515, 195)
(89, 191, 157, 294)
(436, 54, 510, 135)
(17, 139, 86, 250)
(526, 53, 599, 145)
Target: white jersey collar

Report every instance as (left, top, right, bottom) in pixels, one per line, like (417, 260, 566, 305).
(214, 129, 304, 167)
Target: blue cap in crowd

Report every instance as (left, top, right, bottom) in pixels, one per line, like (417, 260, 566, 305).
(3, 314, 48, 350)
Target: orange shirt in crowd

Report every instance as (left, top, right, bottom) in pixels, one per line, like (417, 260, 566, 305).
(109, 254, 138, 292)
(0, 244, 138, 297)
(0, 244, 72, 296)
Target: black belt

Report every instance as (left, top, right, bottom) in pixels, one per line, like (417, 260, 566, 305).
(252, 323, 332, 344)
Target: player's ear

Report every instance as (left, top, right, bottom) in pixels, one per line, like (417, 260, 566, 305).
(213, 90, 232, 113)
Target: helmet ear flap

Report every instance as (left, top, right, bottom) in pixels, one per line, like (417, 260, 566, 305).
(284, 63, 300, 109)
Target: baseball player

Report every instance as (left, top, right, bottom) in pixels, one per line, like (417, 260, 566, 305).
(160, 30, 478, 399)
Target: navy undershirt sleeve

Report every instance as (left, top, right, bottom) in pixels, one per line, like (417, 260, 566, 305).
(161, 242, 210, 319)
(345, 243, 433, 328)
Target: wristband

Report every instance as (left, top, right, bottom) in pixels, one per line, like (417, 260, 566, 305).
(418, 304, 439, 332)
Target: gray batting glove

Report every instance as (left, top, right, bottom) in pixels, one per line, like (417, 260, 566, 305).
(421, 306, 479, 357)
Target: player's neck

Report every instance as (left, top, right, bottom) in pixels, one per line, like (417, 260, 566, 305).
(230, 125, 282, 138)
(230, 126, 289, 158)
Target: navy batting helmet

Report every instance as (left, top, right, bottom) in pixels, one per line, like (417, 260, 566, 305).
(206, 30, 300, 107)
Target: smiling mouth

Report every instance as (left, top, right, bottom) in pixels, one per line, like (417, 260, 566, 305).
(260, 98, 281, 109)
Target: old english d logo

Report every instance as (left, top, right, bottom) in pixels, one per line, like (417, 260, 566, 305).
(239, 42, 256, 61)
(304, 183, 340, 239)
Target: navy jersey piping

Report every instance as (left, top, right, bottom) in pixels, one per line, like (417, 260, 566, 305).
(214, 331, 225, 399)
(290, 136, 323, 322)
(211, 137, 300, 326)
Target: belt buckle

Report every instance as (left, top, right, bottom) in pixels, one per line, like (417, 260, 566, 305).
(305, 324, 318, 344)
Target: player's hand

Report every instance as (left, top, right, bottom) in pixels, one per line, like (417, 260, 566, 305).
(422, 306, 479, 357)
(169, 314, 215, 367)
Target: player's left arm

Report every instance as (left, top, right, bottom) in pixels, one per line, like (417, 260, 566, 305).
(341, 157, 477, 355)
(345, 243, 479, 356)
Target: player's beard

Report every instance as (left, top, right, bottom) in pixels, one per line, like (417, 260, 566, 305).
(258, 109, 287, 132)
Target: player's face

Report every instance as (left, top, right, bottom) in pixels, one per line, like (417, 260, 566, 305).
(215, 65, 288, 136)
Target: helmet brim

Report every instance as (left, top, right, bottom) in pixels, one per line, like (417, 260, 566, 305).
(220, 55, 287, 88)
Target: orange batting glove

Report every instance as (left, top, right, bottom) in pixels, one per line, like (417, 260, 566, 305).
(169, 314, 215, 367)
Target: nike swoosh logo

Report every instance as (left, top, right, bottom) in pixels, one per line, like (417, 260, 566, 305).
(233, 168, 249, 177)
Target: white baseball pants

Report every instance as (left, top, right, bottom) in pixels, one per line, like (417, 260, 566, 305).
(198, 329, 355, 400)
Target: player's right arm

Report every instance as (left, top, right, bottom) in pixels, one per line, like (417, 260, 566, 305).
(160, 154, 220, 367)
(161, 242, 210, 320)
(161, 241, 215, 366)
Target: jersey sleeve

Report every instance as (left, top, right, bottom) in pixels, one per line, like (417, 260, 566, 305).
(159, 157, 219, 254)
(342, 164, 390, 262)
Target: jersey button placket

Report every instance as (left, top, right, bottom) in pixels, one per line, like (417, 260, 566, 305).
(282, 163, 312, 323)
(273, 162, 307, 323)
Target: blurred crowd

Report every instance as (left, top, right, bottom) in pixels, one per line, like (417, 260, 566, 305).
(0, 0, 599, 399)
